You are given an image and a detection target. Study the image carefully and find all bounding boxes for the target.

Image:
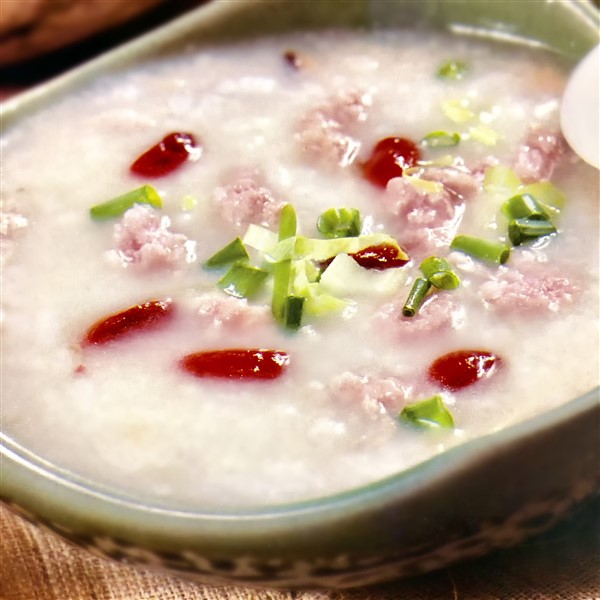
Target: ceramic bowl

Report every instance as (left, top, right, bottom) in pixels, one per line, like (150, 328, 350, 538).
(1, 0, 599, 589)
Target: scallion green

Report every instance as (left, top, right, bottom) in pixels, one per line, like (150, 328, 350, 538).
(437, 59, 469, 81)
(279, 203, 297, 241)
(420, 131, 461, 148)
(204, 237, 249, 269)
(402, 278, 432, 317)
(502, 193, 549, 221)
(419, 256, 460, 290)
(317, 208, 361, 239)
(450, 235, 510, 265)
(218, 264, 269, 299)
(90, 185, 162, 221)
(508, 218, 557, 247)
(400, 395, 455, 429)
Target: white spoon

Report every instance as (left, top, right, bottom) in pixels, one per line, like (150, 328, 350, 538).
(560, 44, 599, 169)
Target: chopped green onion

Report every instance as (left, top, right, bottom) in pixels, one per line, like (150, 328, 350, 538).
(304, 284, 348, 316)
(282, 295, 305, 330)
(204, 237, 249, 269)
(442, 99, 475, 124)
(317, 208, 361, 239)
(242, 224, 278, 254)
(90, 185, 162, 221)
(421, 131, 461, 148)
(450, 235, 510, 265)
(519, 181, 566, 211)
(502, 193, 549, 221)
(437, 59, 469, 81)
(402, 278, 432, 317)
(508, 218, 557, 246)
(400, 395, 455, 429)
(272, 260, 292, 323)
(483, 165, 521, 196)
(181, 195, 198, 211)
(272, 260, 305, 330)
(419, 257, 460, 290)
(218, 264, 269, 299)
(279, 203, 297, 241)
(468, 124, 501, 146)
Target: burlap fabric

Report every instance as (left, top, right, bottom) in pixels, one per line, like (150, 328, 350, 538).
(1, 498, 599, 600)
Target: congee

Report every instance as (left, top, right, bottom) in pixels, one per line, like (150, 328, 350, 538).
(1, 30, 598, 507)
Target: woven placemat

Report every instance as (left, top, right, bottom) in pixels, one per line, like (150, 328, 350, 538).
(1, 497, 599, 600)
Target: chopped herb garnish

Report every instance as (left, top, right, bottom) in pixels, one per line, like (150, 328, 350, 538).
(90, 185, 162, 221)
(402, 277, 432, 317)
(279, 203, 297, 241)
(204, 237, 249, 269)
(400, 395, 455, 429)
(519, 181, 566, 211)
(441, 99, 475, 124)
(317, 208, 362, 239)
(420, 257, 460, 290)
(483, 165, 521, 196)
(502, 193, 549, 221)
(508, 218, 557, 246)
(450, 235, 510, 265)
(218, 264, 269, 299)
(437, 59, 469, 81)
(282, 295, 305, 330)
(421, 131, 461, 148)
(467, 124, 501, 146)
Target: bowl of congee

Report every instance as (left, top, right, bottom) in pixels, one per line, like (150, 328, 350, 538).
(1, 0, 598, 589)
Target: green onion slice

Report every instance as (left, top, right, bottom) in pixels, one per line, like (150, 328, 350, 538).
(204, 237, 249, 269)
(450, 235, 510, 265)
(483, 165, 521, 196)
(518, 181, 566, 211)
(421, 131, 461, 148)
(508, 218, 557, 247)
(400, 395, 455, 429)
(317, 208, 361, 239)
(502, 193, 549, 221)
(419, 256, 460, 290)
(218, 264, 269, 299)
(279, 203, 297, 241)
(402, 278, 432, 317)
(90, 185, 162, 221)
(437, 59, 469, 81)
(272, 260, 305, 329)
(282, 295, 305, 330)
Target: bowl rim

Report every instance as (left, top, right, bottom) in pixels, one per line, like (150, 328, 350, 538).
(1, 0, 599, 547)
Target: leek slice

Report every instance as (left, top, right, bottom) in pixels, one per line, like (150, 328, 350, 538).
(218, 264, 269, 298)
(90, 185, 162, 221)
(319, 253, 406, 298)
(204, 237, 249, 269)
(400, 395, 455, 429)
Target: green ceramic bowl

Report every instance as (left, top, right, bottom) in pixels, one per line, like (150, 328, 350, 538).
(1, 0, 599, 589)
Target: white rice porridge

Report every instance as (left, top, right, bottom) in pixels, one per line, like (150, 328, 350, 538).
(1, 30, 598, 508)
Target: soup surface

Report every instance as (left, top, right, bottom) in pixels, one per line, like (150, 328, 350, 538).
(1, 30, 598, 508)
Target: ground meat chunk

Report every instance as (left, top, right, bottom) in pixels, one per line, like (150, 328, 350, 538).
(513, 129, 567, 182)
(329, 371, 428, 418)
(420, 166, 480, 200)
(297, 88, 371, 166)
(213, 170, 284, 229)
(192, 292, 270, 329)
(377, 292, 465, 339)
(383, 177, 465, 254)
(112, 204, 194, 270)
(479, 267, 577, 314)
